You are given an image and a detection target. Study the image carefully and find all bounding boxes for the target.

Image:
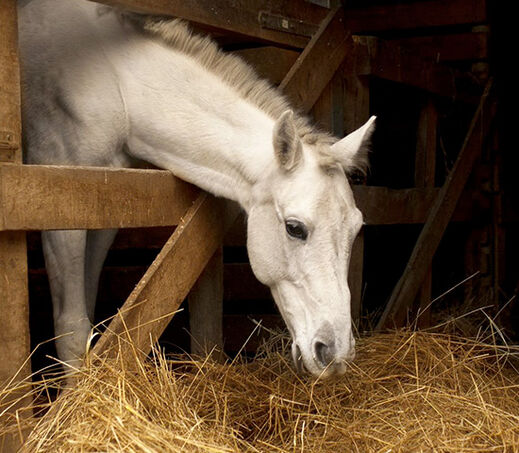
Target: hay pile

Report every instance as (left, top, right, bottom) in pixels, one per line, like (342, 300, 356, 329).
(2, 328, 519, 452)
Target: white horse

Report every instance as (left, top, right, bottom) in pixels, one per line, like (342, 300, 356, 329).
(18, 0, 375, 378)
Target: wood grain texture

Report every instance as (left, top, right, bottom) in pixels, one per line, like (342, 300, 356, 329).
(188, 248, 224, 360)
(89, 0, 487, 46)
(233, 47, 299, 85)
(280, 7, 352, 112)
(343, 73, 370, 325)
(0, 0, 22, 164)
(0, 1, 32, 450)
(390, 32, 488, 63)
(414, 99, 438, 327)
(88, 0, 328, 48)
(342, 0, 487, 34)
(0, 165, 199, 231)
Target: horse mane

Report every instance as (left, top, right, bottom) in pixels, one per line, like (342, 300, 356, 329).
(111, 11, 369, 174)
(116, 12, 335, 146)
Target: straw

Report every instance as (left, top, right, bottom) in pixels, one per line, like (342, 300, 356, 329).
(2, 324, 519, 452)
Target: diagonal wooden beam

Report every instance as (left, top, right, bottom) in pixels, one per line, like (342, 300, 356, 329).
(280, 7, 352, 113)
(376, 80, 495, 331)
(92, 193, 228, 358)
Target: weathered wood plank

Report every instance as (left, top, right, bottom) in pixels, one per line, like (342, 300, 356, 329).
(92, 193, 226, 359)
(0, 1, 32, 450)
(280, 7, 352, 112)
(89, 0, 328, 48)
(6, 170, 482, 237)
(343, 0, 487, 34)
(362, 37, 463, 100)
(0, 1, 22, 164)
(90, 0, 487, 48)
(376, 80, 495, 330)
(312, 73, 344, 135)
(188, 247, 224, 360)
(340, 36, 480, 102)
(343, 73, 370, 325)
(0, 165, 199, 231)
(233, 47, 299, 85)
(414, 99, 438, 327)
(391, 32, 489, 63)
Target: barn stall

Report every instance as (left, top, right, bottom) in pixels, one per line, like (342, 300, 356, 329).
(1, 0, 516, 451)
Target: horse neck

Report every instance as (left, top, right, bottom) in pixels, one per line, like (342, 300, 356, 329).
(121, 40, 276, 211)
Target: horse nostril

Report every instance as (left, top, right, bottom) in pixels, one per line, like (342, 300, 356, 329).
(314, 340, 335, 368)
(292, 343, 305, 374)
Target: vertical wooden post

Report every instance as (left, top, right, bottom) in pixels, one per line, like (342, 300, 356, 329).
(343, 74, 370, 326)
(188, 247, 224, 361)
(312, 73, 344, 136)
(490, 131, 503, 311)
(414, 98, 437, 327)
(0, 0, 32, 450)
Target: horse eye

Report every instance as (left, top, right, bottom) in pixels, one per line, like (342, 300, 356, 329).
(285, 220, 308, 241)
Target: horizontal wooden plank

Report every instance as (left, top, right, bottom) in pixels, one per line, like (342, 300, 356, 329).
(343, 0, 487, 35)
(89, 0, 328, 48)
(0, 164, 199, 231)
(356, 186, 440, 225)
(390, 32, 489, 63)
(351, 37, 466, 100)
(3, 164, 485, 234)
(90, 0, 487, 49)
(28, 262, 270, 307)
(233, 47, 299, 85)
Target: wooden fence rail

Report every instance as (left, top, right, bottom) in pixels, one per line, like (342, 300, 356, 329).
(0, 164, 480, 233)
(0, 164, 198, 231)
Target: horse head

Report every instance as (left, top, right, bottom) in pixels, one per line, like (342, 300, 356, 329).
(247, 111, 375, 378)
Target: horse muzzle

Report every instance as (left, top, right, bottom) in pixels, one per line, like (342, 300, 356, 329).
(291, 334, 355, 379)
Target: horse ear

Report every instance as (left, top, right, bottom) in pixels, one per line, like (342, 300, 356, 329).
(330, 116, 376, 174)
(273, 110, 303, 172)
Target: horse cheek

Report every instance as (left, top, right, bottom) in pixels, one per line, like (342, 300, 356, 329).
(246, 206, 285, 286)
